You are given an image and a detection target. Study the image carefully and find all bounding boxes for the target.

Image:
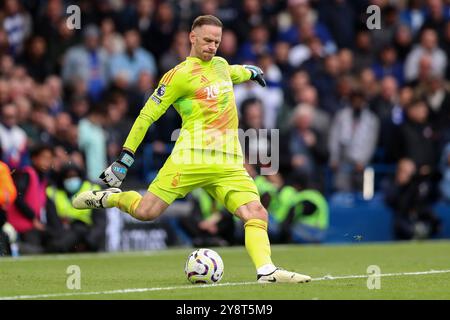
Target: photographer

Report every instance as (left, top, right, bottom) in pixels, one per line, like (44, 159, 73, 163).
(46, 163, 106, 252)
(385, 158, 442, 240)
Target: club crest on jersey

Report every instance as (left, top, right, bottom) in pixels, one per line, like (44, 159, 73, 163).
(157, 85, 166, 97)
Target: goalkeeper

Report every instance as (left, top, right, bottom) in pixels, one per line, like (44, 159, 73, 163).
(73, 15, 311, 283)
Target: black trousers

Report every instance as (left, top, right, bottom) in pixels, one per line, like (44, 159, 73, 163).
(179, 212, 235, 246)
(394, 209, 442, 240)
(0, 230, 11, 256)
(18, 227, 81, 254)
(69, 220, 105, 252)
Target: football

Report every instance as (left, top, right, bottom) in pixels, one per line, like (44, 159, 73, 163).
(184, 248, 224, 284)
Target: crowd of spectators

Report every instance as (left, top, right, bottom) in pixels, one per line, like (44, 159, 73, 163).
(1, 0, 450, 250)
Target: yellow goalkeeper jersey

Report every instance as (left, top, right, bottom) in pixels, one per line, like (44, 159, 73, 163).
(123, 56, 252, 159)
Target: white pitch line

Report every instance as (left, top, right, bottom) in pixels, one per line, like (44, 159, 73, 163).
(311, 269, 450, 281)
(1, 269, 449, 300)
(0, 281, 257, 300)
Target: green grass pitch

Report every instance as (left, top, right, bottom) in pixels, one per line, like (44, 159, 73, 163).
(1, 240, 450, 300)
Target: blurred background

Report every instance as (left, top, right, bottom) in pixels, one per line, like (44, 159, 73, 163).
(1, 0, 450, 256)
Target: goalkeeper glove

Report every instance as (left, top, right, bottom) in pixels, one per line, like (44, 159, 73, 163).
(244, 65, 266, 87)
(99, 149, 135, 187)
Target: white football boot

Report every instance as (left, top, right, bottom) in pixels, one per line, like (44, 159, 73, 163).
(72, 188, 121, 209)
(257, 268, 311, 283)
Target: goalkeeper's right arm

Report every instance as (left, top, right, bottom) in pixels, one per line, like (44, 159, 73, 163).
(99, 66, 186, 187)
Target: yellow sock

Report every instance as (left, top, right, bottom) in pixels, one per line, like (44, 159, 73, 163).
(244, 219, 274, 270)
(107, 191, 142, 216)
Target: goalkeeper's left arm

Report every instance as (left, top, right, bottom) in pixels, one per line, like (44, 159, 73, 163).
(99, 68, 186, 187)
(226, 60, 266, 87)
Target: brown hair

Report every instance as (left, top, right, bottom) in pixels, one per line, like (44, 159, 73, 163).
(406, 98, 426, 110)
(191, 15, 223, 30)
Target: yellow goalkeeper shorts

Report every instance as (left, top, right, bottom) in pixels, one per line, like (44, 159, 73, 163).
(148, 150, 260, 214)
